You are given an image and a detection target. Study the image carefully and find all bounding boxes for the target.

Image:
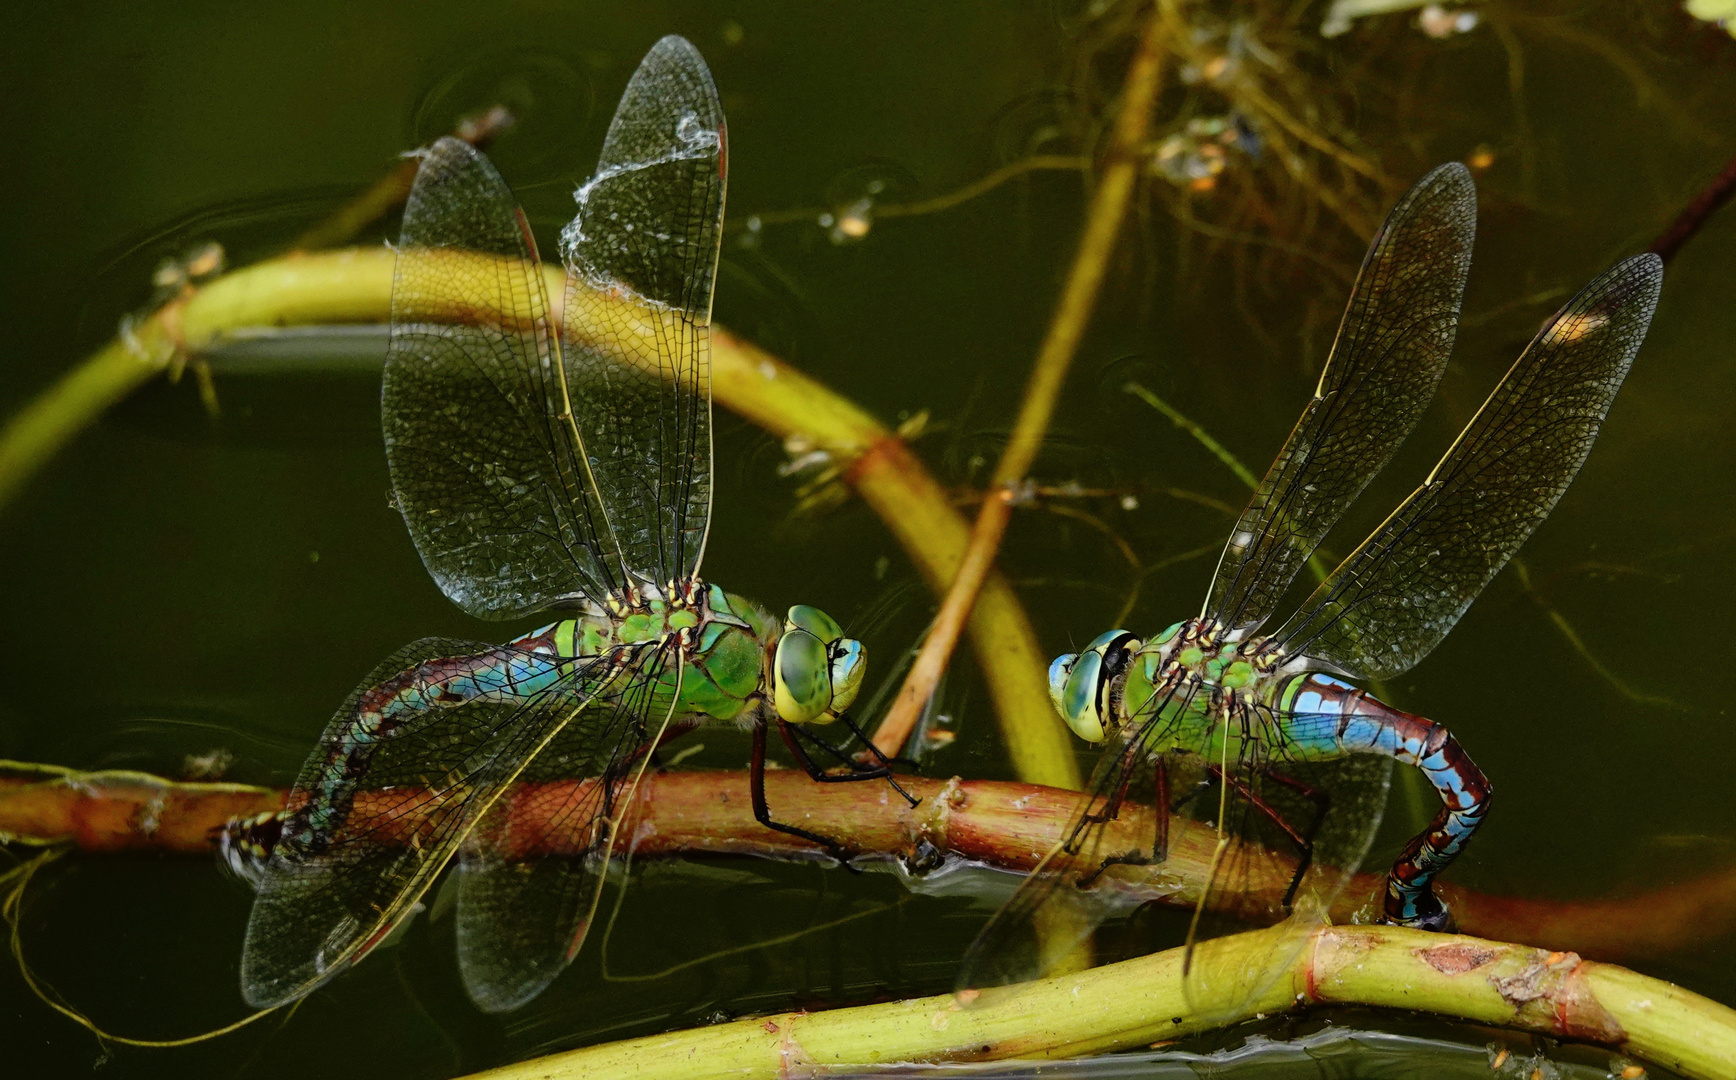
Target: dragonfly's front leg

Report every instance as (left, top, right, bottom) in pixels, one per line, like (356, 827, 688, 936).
(1325, 683, 1491, 930)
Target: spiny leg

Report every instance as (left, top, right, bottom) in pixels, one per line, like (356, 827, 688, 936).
(779, 721, 891, 785)
(835, 709, 919, 770)
(802, 715, 921, 808)
(749, 721, 855, 865)
(1203, 763, 1320, 914)
(1079, 757, 1171, 888)
(1258, 766, 1331, 908)
(1081, 739, 1145, 827)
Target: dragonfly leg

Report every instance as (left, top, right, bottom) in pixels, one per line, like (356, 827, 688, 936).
(1078, 757, 1171, 888)
(1259, 767, 1332, 909)
(818, 714, 923, 808)
(749, 721, 855, 865)
(1203, 763, 1322, 913)
(836, 713, 923, 803)
(1081, 739, 1146, 827)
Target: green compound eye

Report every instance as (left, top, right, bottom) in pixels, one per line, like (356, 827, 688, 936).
(1051, 630, 1139, 745)
(1060, 650, 1107, 744)
(784, 605, 845, 644)
(828, 638, 866, 714)
(773, 628, 832, 724)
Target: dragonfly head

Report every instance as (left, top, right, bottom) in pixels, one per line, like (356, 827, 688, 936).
(1049, 629, 1141, 744)
(772, 605, 866, 725)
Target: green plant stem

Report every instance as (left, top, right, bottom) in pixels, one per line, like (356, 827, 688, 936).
(459, 924, 1736, 1080)
(0, 247, 1070, 785)
(869, 1, 1171, 763)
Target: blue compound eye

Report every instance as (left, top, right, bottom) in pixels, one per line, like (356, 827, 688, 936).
(1051, 630, 1139, 744)
(828, 638, 866, 714)
(1048, 653, 1079, 716)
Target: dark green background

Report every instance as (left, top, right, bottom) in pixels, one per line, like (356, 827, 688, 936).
(2, 2, 1733, 1076)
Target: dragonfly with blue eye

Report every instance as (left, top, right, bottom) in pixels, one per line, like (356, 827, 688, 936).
(961, 162, 1663, 1014)
(219, 36, 909, 1015)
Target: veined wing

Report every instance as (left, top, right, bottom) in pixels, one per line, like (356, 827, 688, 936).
(561, 35, 726, 591)
(1274, 254, 1663, 680)
(1206, 163, 1476, 633)
(959, 682, 1388, 1016)
(385, 138, 622, 620)
(239, 639, 616, 1008)
(456, 647, 683, 1013)
(956, 713, 1179, 994)
(1177, 709, 1390, 1019)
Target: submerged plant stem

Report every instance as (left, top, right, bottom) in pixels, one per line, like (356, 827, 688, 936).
(869, 1, 1172, 766)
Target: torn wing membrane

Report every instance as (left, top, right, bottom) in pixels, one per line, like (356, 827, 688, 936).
(1206, 163, 1476, 633)
(239, 641, 616, 1009)
(385, 137, 624, 619)
(457, 643, 678, 1013)
(561, 34, 726, 591)
(1274, 254, 1664, 681)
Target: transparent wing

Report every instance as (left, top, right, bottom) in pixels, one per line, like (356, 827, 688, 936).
(956, 716, 1175, 994)
(1274, 254, 1663, 680)
(385, 138, 623, 620)
(1207, 163, 1476, 633)
(456, 648, 680, 1013)
(561, 35, 725, 590)
(1177, 711, 1391, 1019)
(959, 692, 1389, 1022)
(239, 639, 612, 1008)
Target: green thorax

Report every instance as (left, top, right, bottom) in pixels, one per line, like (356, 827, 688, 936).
(549, 584, 777, 724)
(1119, 618, 1293, 756)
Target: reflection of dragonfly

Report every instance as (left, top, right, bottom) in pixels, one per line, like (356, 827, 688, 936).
(221, 36, 901, 1014)
(962, 163, 1663, 1014)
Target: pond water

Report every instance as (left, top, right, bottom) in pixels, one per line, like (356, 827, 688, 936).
(2, 2, 1734, 1076)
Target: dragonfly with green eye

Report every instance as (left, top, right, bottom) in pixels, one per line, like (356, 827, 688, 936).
(219, 36, 906, 1015)
(961, 162, 1663, 1014)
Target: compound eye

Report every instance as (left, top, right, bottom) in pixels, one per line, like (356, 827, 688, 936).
(784, 605, 845, 644)
(1047, 653, 1079, 716)
(828, 639, 866, 713)
(1059, 651, 1108, 744)
(773, 628, 832, 724)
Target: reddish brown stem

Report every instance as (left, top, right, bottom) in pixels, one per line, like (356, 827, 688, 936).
(1648, 149, 1736, 265)
(4, 763, 1733, 965)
